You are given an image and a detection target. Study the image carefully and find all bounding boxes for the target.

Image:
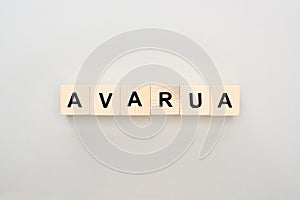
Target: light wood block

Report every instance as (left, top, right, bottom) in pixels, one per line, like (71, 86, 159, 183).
(210, 85, 240, 116)
(90, 85, 120, 115)
(151, 85, 180, 115)
(180, 85, 210, 115)
(121, 85, 151, 115)
(60, 85, 90, 115)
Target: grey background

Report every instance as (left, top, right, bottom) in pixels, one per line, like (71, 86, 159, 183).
(0, 0, 300, 199)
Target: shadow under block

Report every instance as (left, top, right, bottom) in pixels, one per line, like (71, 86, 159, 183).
(180, 85, 210, 115)
(121, 85, 151, 115)
(210, 85, 240, 116)
(90, 85, 120, 115)
(151, 85, 180, 115)
(60, 85, 90, 115)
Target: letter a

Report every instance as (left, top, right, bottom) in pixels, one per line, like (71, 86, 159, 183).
(128, 91, 142, 107)
(218, 93, 232, 108)
(67, 92, 82, 108)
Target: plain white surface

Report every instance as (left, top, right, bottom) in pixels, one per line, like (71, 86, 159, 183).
(1, 0, 300, 199)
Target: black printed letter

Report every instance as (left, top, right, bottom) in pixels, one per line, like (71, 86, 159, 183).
(67, 92, 82, 108)
(128, 91, 142, 107)
(99, 93, 113, 108)
(189, 93, 202, 108)
(159, 92, 173, 107)
(218, 93, 232, 108)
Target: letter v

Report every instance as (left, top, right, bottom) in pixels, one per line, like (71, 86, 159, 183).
(99, 93, 113, 108)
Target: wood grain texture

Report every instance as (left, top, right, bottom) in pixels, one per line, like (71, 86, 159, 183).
(210, 85, 240, 116)
(180, 85, 210, 115)
(60, 85, 90, 115)
(151, 85, 180, 115)
(121, 85, 151, 115)
(90, 85, 120, 115)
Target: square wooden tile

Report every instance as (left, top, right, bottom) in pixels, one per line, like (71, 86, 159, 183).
(60, 85, 90, 115)
(151, 85, 180, 115)
(121, 85, 151, 115)
(180, 85, 210, 115)
(210, 85, 240, 116)
(90, 85, 120, 115)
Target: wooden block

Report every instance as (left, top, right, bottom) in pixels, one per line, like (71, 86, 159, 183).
(180, 85, 210, 115)
(90, 85, 120, 115)
(210, 85, 240, 116)
(151, 85, 180, 115)
(60, 85, 90, 115)
(121, 85, 151, 115)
